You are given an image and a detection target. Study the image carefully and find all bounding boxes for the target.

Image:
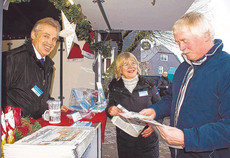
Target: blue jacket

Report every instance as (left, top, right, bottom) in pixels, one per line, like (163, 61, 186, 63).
(150, 39, 230, 158)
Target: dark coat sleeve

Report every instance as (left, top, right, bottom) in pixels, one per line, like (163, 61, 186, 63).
(105, 79, 117, 119)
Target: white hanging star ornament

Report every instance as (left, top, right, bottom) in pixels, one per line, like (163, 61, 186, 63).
(59, 11, 79, 55)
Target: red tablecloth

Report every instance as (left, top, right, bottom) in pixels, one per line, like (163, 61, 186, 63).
(29, 110, 107, 142)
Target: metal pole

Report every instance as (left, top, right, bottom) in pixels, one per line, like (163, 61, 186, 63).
(96, 0, 112, 31)
(58, 38, 64, 105)
(0, 0, 3, 110)
(97, 33, 102, 83)
(93, 31, 102, 89)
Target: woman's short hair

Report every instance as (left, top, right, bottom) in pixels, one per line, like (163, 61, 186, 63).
(32, 17, 61, 36)
(114, 52, 141, 80)
(173, 11, 215, 40)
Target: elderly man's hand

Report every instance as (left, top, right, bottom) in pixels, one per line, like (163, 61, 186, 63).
(156, 125, 185, 147)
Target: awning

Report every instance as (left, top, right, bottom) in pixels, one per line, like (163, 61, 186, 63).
(74, 0, 194, 31)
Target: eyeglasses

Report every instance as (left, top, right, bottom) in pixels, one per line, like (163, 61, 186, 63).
(122, 62, 137, 68)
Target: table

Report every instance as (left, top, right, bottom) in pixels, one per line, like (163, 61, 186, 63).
(28, 110, 107, 142)
(82, 122, 102, 158)
(14, 110, 107, 158)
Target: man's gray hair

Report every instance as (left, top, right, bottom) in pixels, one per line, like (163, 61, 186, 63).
(173, 12, 215, 40)
(32, 17, 61, 36)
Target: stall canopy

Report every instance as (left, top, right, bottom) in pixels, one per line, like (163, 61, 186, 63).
(74, 0, 194, 31)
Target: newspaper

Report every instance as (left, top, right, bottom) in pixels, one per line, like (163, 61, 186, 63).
(3, 126, 95, 158)
(112, 104, 183, 149)
(111, 104, 147, 137)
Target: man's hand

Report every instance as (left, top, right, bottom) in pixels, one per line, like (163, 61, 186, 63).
(108, 106, 122, 116)
(156, 125, 185, 147)
(61, 105, 69, 112)
(139, 108, 156, 120)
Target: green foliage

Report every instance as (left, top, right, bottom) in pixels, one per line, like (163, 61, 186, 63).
(91, 41, 112, 58)
(122, 30, 132, 39)
(15, 128, 24, 141)
(48, 0, 92, 43)
(8, 0, 30, 2)
(125, 31, 153, 52)
(32, 121, 42, 131)
(15, 118, 42, 141)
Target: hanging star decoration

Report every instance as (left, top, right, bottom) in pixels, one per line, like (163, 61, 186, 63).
(59, 11, 79, 56)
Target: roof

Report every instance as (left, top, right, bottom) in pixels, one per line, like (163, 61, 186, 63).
(141, 44, 177, 62)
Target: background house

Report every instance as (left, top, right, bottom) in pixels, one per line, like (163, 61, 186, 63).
(122, 32, 181, 77)
(140, 44, 181, 76)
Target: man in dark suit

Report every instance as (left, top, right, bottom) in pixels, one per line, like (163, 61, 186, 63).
(2, 17, 60, 119)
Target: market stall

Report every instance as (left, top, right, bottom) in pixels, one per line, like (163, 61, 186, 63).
(1, 0, 196, 158)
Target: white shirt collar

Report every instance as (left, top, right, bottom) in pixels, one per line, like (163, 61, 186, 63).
(32, 44, 46, 60)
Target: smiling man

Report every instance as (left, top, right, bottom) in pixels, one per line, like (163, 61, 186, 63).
(2, 17, 60, 119)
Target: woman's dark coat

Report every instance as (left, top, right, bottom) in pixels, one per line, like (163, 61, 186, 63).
(105, 76, 161, 158)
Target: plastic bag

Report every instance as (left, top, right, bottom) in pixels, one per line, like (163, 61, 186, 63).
(69, 88, 98, 112)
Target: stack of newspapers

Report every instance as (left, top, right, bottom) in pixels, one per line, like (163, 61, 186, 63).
(3, 126, 95, 158)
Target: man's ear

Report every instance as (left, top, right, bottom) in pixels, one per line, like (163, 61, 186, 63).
(31, 31, 35, 40)
(204, 31, 211, 42)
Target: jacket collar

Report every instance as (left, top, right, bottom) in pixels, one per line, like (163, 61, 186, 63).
(183, 39, 223, 66)
(26, 39, 54, 68)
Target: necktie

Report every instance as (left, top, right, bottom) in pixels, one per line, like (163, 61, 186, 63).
(40, 58, 44, 65)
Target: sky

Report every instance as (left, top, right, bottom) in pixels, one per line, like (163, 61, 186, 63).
(161, 0, 230, 62)
(189, 0, 230, 53)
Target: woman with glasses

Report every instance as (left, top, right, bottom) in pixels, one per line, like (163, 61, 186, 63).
(105, 52, 161, 158)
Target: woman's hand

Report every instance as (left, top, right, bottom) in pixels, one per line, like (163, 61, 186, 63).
(108, 106, 122, 116)
(141, 126, 154, 138)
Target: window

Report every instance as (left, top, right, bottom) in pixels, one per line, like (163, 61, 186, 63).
(160, 54, 168, 61)
(158, 66, 163, 74)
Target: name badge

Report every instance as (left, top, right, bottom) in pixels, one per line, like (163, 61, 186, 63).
(139, 90, 148, 97)
(31, 85, 43, 97)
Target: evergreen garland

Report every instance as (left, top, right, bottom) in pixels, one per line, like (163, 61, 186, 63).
(15, 118, 42, 141)
(48, 0, 92, 43)
(8, 0, 30, 2)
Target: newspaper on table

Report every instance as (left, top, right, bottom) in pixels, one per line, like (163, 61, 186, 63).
(112, 104, 183, 149)
(3, 126, 95, 158)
